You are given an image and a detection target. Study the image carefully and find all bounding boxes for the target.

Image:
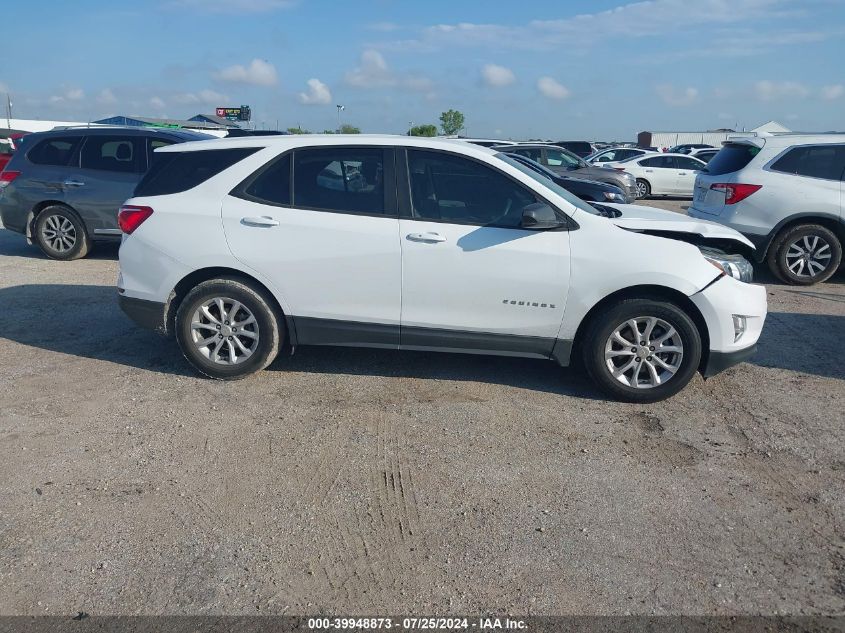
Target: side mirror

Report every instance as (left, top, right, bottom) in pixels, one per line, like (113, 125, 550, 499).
(521, 203, 564, 230)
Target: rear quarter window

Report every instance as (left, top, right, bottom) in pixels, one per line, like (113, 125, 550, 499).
(27, 136, 82, 166)
(706, 143, 761, 176)
(134, 147, 260, 196)
(770, 145, 845, 181)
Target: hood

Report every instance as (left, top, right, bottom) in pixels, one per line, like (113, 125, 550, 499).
(603, 203, 755, 249)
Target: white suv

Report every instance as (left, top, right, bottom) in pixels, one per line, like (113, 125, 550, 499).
(117, 136, 767, 402)
(689, 134, 845, 285)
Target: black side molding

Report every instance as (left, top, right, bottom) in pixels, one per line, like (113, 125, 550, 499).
(702, 344, 758, 378)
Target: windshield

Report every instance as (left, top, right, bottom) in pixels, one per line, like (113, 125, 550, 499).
(546, 147, 584, 169)
(495, 153, 602, 216)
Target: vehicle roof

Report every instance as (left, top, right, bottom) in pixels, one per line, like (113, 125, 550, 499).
(729, 133, 845, 147)
(157, 134, 501, 157)
(491, 142, 572, 150)
(25, 126, 212, 141)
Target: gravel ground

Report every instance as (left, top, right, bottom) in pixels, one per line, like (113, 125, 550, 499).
(0, 200, 843, 617)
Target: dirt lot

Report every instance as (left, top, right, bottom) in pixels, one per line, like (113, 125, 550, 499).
(1, 200, 844, 617)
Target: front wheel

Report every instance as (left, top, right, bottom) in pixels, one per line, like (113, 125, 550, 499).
(175, 278, 282, 380)
(635, 179, 651, 199)
(581, 299, 702, 402)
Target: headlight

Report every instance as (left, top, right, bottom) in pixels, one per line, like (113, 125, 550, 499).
(603, 191, 625, 202)
(700, 248, 754, 283)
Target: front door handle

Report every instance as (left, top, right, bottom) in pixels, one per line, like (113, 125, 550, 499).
(407, 232, 447, 243)
(63, 179, 85, 187)
(242, 216, 280, 227)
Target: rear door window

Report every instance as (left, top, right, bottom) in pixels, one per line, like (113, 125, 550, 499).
(27, 136, 82, 166)
(134, 147, 260, 196)
(80, 136, 144, 173)
(676, 157, 705, 170)
(292, 148, 386, 214)
(706, 143, 761, 175)
(770, 145, 845, 181)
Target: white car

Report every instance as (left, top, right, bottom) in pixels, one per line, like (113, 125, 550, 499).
(605, 153, 708, 198)
(587, 147, 650, 165)
(689, 134, 845, 285)
(117, 136, 766, 402)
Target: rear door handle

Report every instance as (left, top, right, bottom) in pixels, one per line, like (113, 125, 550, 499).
(63, 179, 85, 187)
(242, 216, 280, 227)
(407, 232, 447, 243)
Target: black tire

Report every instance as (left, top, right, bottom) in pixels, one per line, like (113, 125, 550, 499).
(581, 298, 702, 403)
(175, 278, 282, 380)
(33, 205, 91, 260)
(766, 224, 842, 286)
(635, 179, 651, 199)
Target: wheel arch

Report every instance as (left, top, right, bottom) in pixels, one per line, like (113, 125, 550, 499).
(26, 200, 78, 240)
(570, 284, 710, 374)
(165, 266, 298, 348)
(758, 213, 845, 261)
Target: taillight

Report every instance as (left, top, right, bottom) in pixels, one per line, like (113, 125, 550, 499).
(0, 170, 21, 189)
(710, 183, 761, 205)
(118, 205, 154, 234)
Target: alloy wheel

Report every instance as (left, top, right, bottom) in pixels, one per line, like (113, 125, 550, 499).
(785, 235, 832, 279)
(636, 181, 649, 198)
(190, 297, 260, 365)
(41, 215, 77, 253)
(604, 316, 684, 389)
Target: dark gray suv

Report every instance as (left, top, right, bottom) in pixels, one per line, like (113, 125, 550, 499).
(494, 143, 638, 201)
(0, 127, 210, 259)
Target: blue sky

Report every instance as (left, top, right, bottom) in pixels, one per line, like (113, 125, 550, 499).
(2, 0, 844, 140)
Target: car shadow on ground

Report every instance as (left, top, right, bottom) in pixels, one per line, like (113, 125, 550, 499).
(1, 284, 843, 390)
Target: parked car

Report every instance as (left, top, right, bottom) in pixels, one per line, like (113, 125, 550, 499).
(668, 143, 714, 155)
(690, 148, 720, 163)
(605, 153, 707, 198)
(505, 152, 631, 203)
(587, 147, 651, 165)
(495, 143, 638, 201)
(0, 126, 212, 260)
(117, 135, 765, 402)
(688, 134, 845, 285)
(456, 138, 518, 148)
(555, 141, 595, 158)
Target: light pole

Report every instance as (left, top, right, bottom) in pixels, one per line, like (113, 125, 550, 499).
(408, 121, 413, 136)
(336, 104, 345, 133)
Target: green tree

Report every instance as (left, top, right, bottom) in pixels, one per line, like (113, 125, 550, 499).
(321, 129, 336, 134)
(439, 109, 465, 136)
(409, 124, 438, 137)
(339, 124, 361, 134)
(286, 126, 311, 134)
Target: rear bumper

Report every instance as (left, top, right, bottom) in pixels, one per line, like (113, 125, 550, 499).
(119, 294, 166, 333)
(702, 344, 758, 378)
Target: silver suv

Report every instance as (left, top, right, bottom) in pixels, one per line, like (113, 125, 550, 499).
(689, 134, 845, 285)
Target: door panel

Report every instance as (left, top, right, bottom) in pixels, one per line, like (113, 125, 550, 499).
(399, 148, 569, 356)
(221, 147, 401, 344)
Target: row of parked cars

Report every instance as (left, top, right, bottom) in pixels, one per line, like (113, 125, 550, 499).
(0, 124, 839, 398)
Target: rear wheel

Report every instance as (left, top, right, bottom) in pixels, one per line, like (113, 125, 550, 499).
(175, 278, 282, 380)
(581, 299, 702, 402)
(34, 205, 91, 260)
(635, 179, 651, 199)
(767, 224, 842, 285)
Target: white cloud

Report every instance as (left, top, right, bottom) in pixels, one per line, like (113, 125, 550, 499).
(392, 0, 800, 51)
(173, 89, 229, 106)
(345, 49, 433, 93)
(537, 77, 570, 100)
(754, 80, 809, 101)
(214, 59, 278, 86)
(167, 0, 296, 13)
(481, 64, 515, 87)
(821, 84, 844, 100)
(149, 96, 167, 110)
(298, 78, 332, 105)
(97, 88, 118, 105)
(48, 87, 85, 104)
(655, 84, 699, 106)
